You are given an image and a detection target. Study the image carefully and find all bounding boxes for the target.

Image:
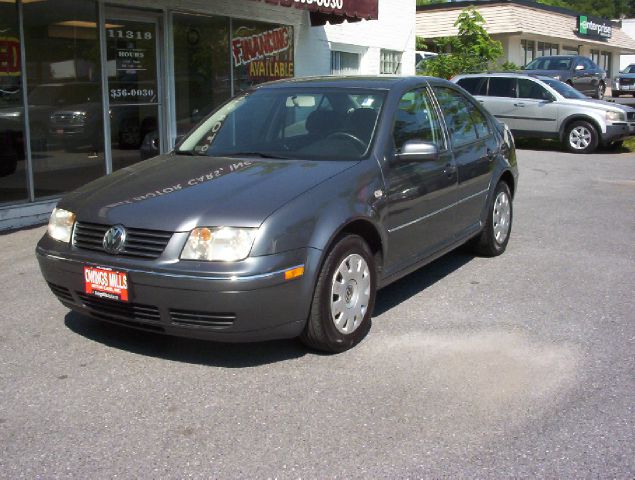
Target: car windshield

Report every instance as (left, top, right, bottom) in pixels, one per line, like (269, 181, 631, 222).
(176, 87, 386, 161)
(622, 65, 635, 74)
(525, 57, 572, 70)
(541, 78, 587, 99)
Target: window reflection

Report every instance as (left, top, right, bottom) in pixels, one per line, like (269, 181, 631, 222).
(0, 0, 28, 205)
(23, 0, 105, 199)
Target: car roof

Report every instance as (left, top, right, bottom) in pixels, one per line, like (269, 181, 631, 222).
(454, 72, 554, 81)
(252, 75, 453, 91)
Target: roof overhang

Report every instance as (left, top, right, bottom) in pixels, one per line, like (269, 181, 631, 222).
(247, 0, 378, 26)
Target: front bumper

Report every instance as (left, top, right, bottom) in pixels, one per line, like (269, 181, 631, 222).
(602, 123, 635, 145)
(37, 235, 321, 342)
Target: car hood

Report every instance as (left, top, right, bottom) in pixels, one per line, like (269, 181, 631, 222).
(59, 154, 355, 232)
(616, 73, 635, 79)
(558, 97, 635, 113)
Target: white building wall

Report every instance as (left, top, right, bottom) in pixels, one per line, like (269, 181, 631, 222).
(295, 0, 417, 77)
(620, 19, 635, 68)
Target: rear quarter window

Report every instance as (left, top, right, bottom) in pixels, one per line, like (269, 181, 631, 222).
(457, 77, 487, 96)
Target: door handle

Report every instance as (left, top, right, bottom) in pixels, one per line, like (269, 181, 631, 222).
(443, 163, 457, 176)
(513, 102, 525, 107)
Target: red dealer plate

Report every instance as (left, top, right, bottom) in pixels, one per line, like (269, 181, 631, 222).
(84, 266, 129, 302)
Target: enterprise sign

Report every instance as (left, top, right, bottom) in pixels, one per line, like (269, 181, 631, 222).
(577, 15, 612, 40)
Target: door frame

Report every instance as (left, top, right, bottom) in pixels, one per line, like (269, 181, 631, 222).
(99, 5, 168, 173)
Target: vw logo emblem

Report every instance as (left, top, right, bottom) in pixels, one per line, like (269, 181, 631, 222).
(103, 225, 127, 255)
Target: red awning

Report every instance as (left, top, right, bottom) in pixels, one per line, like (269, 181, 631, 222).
(248, 0, 378, 26)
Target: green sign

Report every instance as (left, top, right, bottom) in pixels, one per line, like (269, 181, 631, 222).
(577, 15, 612, 40)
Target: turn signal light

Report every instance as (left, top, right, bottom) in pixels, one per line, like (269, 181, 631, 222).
(284, 266, 305, 281)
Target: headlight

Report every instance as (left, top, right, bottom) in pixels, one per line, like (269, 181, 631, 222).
(606, 110, 625, 122)
(181, 227, 258, 262)
(47, 208, 76, 243)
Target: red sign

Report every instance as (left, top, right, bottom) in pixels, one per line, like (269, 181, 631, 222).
(84, 266, 129, 302)
(232, 26, 291, 67)
(0, 36, 21, 77)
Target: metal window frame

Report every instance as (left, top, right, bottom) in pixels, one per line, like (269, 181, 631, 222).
(17, 0, 35, 202)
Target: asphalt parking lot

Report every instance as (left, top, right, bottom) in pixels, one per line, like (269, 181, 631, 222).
(1, 147, 634, 478)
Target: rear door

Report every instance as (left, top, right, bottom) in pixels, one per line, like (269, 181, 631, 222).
(383, 86, 457, 271)
(479, 77, 519, 130)
(432, 85, 493, 237)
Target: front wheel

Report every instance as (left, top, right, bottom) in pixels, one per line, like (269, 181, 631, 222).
(471, 181, 513, 257)
(300, 235, 376, 353)
(564, 120, 598, 154)
(594, 82, 605, 100)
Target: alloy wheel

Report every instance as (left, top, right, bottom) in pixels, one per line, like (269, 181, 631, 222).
(568, 126, 592, 150)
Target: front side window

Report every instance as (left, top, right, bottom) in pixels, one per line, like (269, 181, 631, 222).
(433, 87, 488, 147)
(392, 88, 443, 151)
(178, 88, 386, 161)
(517, 79, 552, 100)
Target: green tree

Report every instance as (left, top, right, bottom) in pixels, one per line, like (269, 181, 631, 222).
(419, 7, 503, 79)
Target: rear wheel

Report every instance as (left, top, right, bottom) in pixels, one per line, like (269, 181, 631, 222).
(471, 181, 513, 257)
(611, 90, 620, 98)
(564, 120, 598, 154)
(300, 235, 376, 353)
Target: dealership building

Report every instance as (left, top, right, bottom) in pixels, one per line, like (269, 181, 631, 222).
(0, 0, 415, 230)
(416, 0, 635, 77)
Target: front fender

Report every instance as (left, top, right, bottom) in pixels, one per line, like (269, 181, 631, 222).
(251, 159, 386, 257)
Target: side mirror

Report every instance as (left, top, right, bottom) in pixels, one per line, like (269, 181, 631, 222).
(395, 140, 439, 162)
(575, 64, 584, 71)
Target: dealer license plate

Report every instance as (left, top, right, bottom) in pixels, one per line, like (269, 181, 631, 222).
(84, 266, 129, 302)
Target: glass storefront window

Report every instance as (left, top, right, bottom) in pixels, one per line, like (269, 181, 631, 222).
(172, 13, 230, 149)
(232, 21, 294, 94)
(23, 0, 105, 199)
(537, 42, 559, 57)
(562, 45, 579, 55)
(0, 0, 28, 205)
(106, 16, 161, 170)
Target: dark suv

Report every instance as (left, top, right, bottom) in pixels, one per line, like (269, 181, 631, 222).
(522, 55, 607, 99)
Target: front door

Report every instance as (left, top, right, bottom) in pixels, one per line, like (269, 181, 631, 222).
(384, 86, 457, 275)
(105, 9, 164, 170)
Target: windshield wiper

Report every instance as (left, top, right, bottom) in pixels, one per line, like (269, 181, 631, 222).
(220, 151, 291, 159)
(174, 149, 199, 156)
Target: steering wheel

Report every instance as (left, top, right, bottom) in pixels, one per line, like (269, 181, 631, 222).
(325, 132, 367, 153)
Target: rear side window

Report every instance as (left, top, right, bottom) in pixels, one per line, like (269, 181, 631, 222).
(456, 77, 487, 96)
(488, 77, 516, 98)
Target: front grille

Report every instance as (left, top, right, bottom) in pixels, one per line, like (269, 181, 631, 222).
(77, 292, 161, 323)
(47, 282, 74, 303)
(170, 309, 236, 329)
(620, 78, 633, 85)
(73, 222, 172, 259)
(627, 111, 635, 121)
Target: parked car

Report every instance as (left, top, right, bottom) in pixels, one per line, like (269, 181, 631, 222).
(611, 64, 635, 97)
(37, 76, 518, 353)
(522, 55, 607, 99)
(452, 72, 635, 153)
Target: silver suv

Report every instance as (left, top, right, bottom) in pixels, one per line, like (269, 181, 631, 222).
(452, 73, 635, 153)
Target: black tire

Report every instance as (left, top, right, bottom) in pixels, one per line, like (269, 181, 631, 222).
(611, 90, 620, 98)
(593, 82, 605, 100)
(471, 181, 513, 257)
(300, 235, 376, 353)
(606, 140, 623, 151)
(564, 120, 599, 154)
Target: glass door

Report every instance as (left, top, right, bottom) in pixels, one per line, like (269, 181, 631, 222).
(105, 10, 163, 170)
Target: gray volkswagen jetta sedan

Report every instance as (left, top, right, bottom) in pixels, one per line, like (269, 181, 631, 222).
(37, 76, 518, 352)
